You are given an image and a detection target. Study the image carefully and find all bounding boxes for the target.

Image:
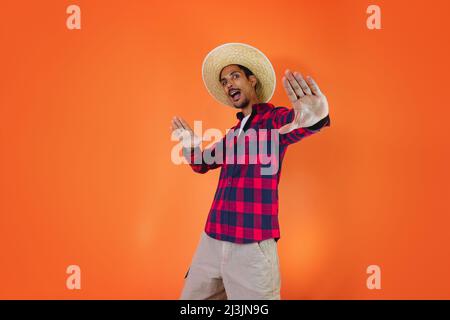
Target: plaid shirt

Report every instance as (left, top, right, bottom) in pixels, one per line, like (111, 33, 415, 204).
(183, 102, 330, 243)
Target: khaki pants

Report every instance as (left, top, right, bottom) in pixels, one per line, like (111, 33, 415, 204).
(180, 231, 281, 300)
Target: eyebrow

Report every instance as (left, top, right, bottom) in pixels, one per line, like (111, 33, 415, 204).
(220, 71, 241, 82)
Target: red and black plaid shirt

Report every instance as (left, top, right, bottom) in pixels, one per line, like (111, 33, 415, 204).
(183, 102, 330, 243)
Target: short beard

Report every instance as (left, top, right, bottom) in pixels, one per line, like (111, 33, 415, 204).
(233, 96, 250, 109)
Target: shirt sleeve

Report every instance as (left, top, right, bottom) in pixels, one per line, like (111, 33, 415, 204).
(182, 137, 225, 174)
(271, 106, 331, 146)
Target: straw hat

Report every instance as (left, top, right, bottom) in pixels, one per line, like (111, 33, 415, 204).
(202, 43, 276, 107)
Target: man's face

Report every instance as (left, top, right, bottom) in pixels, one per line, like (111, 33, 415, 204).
(219, 65, 257, 109)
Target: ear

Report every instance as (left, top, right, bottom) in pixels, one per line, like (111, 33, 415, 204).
(249, 75, 257, 89)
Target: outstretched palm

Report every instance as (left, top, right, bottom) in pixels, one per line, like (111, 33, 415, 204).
(279, 69, 329, 134)
(171, 116, 201, 148)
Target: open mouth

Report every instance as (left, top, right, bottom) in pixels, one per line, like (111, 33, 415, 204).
(229, 88, 241, 102)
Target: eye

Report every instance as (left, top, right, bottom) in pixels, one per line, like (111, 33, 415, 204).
(233, 74, 239, 79)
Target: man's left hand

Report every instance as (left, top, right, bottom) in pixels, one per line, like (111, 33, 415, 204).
(279, 69, 329, 134)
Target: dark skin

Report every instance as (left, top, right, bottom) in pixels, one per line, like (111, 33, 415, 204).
(171, 64, 329, 144)
(170, 64, 259, 146)
(218, 64, 260, 117)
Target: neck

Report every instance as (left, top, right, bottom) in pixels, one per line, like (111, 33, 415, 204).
(241, 97, 261, 116)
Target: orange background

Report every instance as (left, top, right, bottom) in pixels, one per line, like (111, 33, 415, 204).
(1, 0, 449, 299)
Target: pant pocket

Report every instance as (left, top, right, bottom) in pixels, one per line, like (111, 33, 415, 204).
(255, 239, 273, 265)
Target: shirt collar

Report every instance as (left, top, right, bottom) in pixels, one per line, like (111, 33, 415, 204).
(235, 102, 274, 121)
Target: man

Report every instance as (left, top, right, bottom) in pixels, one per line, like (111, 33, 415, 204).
(171, 43, 330, 300)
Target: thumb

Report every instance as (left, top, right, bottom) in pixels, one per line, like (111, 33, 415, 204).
(278, 123, 294, 135)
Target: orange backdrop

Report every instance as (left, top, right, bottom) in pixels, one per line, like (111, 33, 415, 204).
(1, 0, 450, 299)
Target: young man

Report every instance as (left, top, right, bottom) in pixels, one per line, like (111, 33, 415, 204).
(171, 43, 330, 300)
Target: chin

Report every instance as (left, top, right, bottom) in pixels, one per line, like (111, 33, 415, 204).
(233, 98, 249, 109)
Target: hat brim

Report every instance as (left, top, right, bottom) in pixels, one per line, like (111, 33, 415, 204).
(202, 43, 276, 107)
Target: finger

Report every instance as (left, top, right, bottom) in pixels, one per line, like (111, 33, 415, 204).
(171, 117, 179, 129)
(172, 117, 182, 130)
(285, 69, 305, 98)
(171, 121, 182, 134)
(171, 118, 179, 130)
(306, 76, 322, 96)
(174, 117, 186, 130)
(178, 117, 193, 132)
(278, 123, 294, 135)
(282, 76, 298, 103)
(293, 72, 312, 95)
(170, 123, 183, 140)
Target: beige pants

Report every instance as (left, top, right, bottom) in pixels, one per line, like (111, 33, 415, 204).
(180, 231, 281, 300)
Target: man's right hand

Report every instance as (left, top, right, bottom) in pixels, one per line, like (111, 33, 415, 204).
(171, 116, 201, 148)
